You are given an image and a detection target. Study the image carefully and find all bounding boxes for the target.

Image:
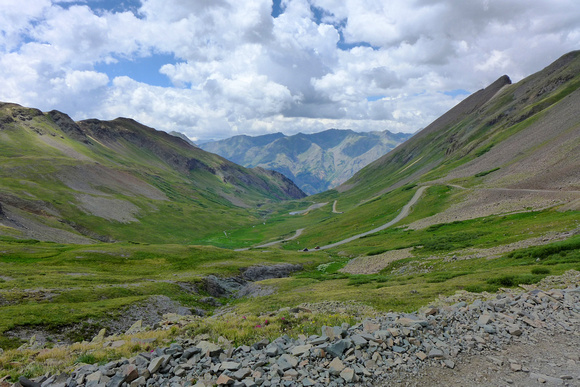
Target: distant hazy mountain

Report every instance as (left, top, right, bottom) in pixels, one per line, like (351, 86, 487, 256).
(200, 129, 412, 195)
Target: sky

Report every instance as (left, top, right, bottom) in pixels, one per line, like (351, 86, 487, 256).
(1, 1, 579, 141)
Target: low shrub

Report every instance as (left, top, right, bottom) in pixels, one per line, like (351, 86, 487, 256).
(531, 267, 551, 275)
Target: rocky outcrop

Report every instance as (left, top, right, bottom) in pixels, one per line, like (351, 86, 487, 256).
(241, 264, 303, 282)
(47, 110, 90, 143)
(203, 264, 303, 299)
(203, 275, 247, 298)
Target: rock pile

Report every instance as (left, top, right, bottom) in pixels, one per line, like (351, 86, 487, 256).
(12, 282, 580, 387)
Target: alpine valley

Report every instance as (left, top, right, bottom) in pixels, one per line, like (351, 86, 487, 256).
(0, 51, 579, 387)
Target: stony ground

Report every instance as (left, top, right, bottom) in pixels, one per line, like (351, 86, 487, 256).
(8, 271, 579, 387)
(386, 332, 580, 387)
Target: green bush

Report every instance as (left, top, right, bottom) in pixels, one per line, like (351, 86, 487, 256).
(486, 274, 545, 288)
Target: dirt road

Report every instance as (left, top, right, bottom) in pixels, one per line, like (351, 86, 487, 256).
(317, 186, 428, 250)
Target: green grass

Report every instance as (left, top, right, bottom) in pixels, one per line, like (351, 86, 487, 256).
(475, 167, 500, 177)
(0, 240, 335, 346)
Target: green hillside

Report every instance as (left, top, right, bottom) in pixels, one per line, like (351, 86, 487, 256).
(0, 104, 305, 244)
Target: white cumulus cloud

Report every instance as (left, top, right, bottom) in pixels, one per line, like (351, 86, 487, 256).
(0, 0, 578, 140)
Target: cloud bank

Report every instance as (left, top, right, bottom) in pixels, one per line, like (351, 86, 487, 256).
(1, 0, 579, 140)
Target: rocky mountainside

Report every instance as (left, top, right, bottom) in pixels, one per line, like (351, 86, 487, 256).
(200, 129, 412, 195)
(336, 50, 580, 218)
(0, 104, 305, 244)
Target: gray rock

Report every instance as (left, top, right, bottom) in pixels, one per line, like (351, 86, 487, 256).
(428, 348, 445, 359)
(291, 344, 312, 356)
(197, 341, 223, 357)
(221, 362, 241, 371)
(340, 368, 355, 383)
(350, 335, 368, 347)
(277, 354, 298, 370)
(233, 368, 251, 380)
(265, 343, 279, 357)
(241, 264, 302, 281)
(326, 340, 349, 358)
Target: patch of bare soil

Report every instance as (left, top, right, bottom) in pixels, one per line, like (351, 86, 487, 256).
(37, 135, 94, 162)
(219, 191, 250, 208)
(385, 332, 580, 387)
(76, 194, 140, 223)
(57, 164, 168, 200)
(340, 248, 413, 274)
(442, 88, 580, 191)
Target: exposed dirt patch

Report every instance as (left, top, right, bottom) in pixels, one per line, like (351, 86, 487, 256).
(385, 332, 580, 387)
(444, 88, 580, 191)
(76, 194, 140, 223)
(438, 229, 579, 262)
(0, 204, 95, 244)
(37, 135, 94, 162)
(340, 248, 414, 274)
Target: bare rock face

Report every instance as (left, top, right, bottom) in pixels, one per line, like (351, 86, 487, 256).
(241, 264, 303, 282)
(203, 275, 247, 298)
(202, 264, 303, 298)
(47, 110, 89, 143)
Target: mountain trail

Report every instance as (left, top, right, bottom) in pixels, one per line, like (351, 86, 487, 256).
(317, 186, 428, 250)
(234, 228, 305, 251)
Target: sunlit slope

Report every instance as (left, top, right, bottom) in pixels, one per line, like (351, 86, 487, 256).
(224, 51, 580, 250)
(337, 50, 580, 208)
(0, 104, 305, 243)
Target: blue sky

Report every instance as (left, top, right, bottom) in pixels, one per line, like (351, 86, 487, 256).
(1, 0, 579, 140)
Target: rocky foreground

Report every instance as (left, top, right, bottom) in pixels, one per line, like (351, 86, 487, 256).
(8, 271, 580, 387)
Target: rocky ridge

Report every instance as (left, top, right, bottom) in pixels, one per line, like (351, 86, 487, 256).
(9, 271, 579, 387)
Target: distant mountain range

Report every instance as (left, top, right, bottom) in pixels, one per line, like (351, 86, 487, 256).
(200, 129, 413, 195)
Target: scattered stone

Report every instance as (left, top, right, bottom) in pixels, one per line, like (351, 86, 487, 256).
(125, 320, 143, 335)
(340, 367, 355, 383)
(328, 358, 345, 374)
(291, 344, 311, 356)
(197, 341, 223, 357)
(216, 374, 234, 385)
(23, 273, 580, 387)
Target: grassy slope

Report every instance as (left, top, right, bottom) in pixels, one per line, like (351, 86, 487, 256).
(0, 105, 304, 244)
